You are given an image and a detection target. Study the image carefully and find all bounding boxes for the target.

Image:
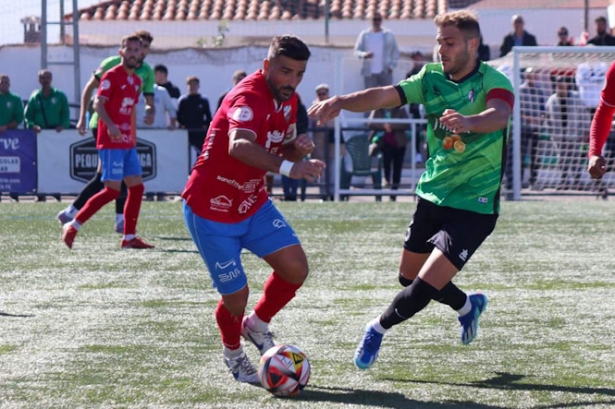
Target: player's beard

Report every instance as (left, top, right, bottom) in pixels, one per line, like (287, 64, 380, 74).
(443, 46, 471, 77)
(273, 86, 295, 102)
(125, 57, 138, 69)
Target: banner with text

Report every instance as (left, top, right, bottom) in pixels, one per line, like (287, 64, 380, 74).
(37, 129, 191, 193)
(0, 130, 37, 193)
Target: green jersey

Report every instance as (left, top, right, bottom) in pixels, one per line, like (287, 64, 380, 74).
(88, 56, 155, 129)
(398, 61, 514, 214)
(24, 88, 70, 129)
(0, 92, 24, 128)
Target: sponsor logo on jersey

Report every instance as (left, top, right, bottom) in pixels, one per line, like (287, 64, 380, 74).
(266, 130, 285, 144)
(211, 195, 232, 208)
(119, 97, 135, 115)
(238, 194, 258, 214)
(478, 197, 488, 204)
(468, 89, 475, 102)
(232, 106, 253, 122)
(284, 105, 292, 122)
(216, 176, 260, 193)
(100, 79, 111, 90)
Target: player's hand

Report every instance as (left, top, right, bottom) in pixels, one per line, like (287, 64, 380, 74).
(588, 155, 606, 179)
(33, 125, 42, 133)
(308, 96, 342, 126)
(439, 109, 471, 134)
(364, 52, 374, 58)
(288, 159, 325, 182)
(56, 126, 64, 133)
(293, 134, 315, 156)
(76, 118, 88, 136)
(107, 124, 121, 140)
(0, 125, 6, 134)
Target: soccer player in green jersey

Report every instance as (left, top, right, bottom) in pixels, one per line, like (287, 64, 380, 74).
(57, 30, 155, 233)
(0, 74, 24, 134)
(308, 10, 514, 370)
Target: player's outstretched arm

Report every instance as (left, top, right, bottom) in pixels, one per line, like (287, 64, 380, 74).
(307, 86, 401, 125)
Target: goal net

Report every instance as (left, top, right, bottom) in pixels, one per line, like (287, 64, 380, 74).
(495, 46, 615, 199)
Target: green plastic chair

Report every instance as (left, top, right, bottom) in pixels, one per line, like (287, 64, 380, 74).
(340, 133, 383, 201)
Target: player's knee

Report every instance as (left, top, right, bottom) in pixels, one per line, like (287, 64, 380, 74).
(128, 183, 144, 196)
(282, 260, 309, 285)
(103, 186, 121, 200)
(222, 286, 249, 316)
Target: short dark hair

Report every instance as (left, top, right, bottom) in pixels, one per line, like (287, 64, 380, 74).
(434, 10, 481, 40)
(154, 64, 168, 75)
(186, 75, 199, 84)
(267, 35, 311, 62)
(596, 16, 607, 24)
(121, 35, 141, 48)
(133, 30, 154, 44)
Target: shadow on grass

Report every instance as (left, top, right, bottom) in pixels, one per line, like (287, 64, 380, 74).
(382, 372, 615, 408)
(158, 249, 199, 254)
(294, 384, 505, 409)
(0, 311, 35, 318)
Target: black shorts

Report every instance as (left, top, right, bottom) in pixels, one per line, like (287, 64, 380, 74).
(403, 198, 498, 270)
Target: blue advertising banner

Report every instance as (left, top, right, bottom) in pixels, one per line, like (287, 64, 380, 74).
(0, 130, 37, 193)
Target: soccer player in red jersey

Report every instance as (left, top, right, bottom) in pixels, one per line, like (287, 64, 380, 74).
(182, 35, 325, 383)
(588, 60, 615, 180)
(62, 35, 154, 250)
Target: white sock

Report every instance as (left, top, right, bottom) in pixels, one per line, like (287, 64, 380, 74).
(115, 213, 124, 223)
(456, 296, 472, 316)
(223, 346, 244, 359)
(370, 317, 387, 334)
(123, 234, 136, 241)
(65, 205, 77, 218)
(70, 220, 81, 230)
(246, 312, 269, 332)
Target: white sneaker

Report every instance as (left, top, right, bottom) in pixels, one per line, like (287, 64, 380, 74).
(241, 317, 276, 356)
(224, 351, 259, 383)
(57, 209, 74, 225)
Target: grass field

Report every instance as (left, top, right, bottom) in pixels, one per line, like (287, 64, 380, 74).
(1, 200, 614, 408)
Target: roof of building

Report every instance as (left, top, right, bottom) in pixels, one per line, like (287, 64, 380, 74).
(67, 0, 451, 22)
(470, 0, 610, 9)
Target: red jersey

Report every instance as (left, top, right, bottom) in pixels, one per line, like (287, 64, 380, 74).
(96, 64, 141, 149)
(182, 70, 298, 223)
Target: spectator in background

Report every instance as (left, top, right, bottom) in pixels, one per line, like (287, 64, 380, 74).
(505, 67, 547, 191)
(136, 83, 177, 129)
(354, 11, 400, 88)
(499, 14, 537, 57)
(368, 106, 409, 201)
(405, 66, 426, 164)
(587, 16, 615, 46)
(0, 74, 24, 202)
(177, 76, 212, 163)
(24, 69, 69, 202)
(0, 74, 24, 134)
(310, 83, 345, 200)
(478, 35, 490, 61)
(217, 69, 247, 111)
(556, 27, 573, 46)
(154, 64, 181, 100)
(281, 94, 309, 201)
(575, 56, 608, 117)
(25, 70, 70, 134)
(544, 75, 590, 190)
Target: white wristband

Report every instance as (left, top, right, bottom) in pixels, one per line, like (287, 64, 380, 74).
(279, 160, 294, 177)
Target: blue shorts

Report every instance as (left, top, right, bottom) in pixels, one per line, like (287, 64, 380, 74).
(99, 148, 142, 182)
(183, 199, 301, 295)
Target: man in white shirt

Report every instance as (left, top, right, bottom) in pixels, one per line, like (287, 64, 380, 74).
(136, 83, 177, 129)
(354, 12, 400, 89)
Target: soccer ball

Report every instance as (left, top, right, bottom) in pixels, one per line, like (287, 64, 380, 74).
(258, 344, 311, 397)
